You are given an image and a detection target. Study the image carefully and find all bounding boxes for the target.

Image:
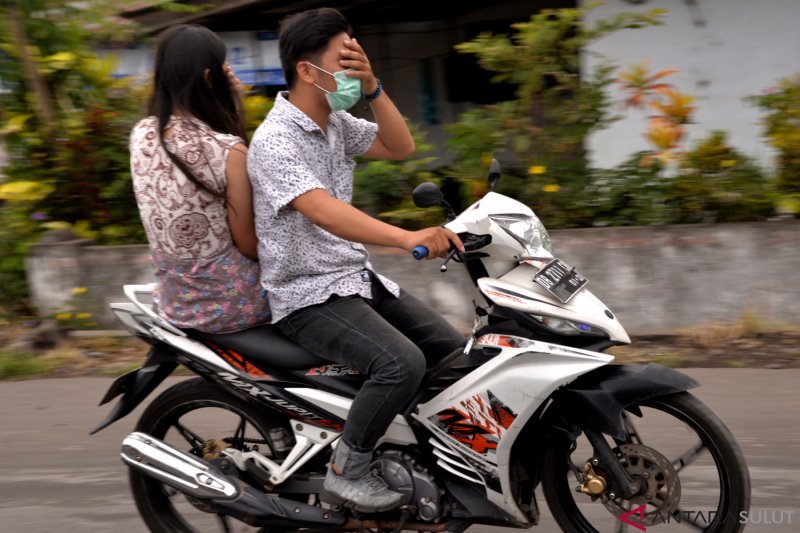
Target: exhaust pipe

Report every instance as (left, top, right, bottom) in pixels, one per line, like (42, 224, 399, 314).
(122, 431, 239, 499)
(121, 432, 347, 528)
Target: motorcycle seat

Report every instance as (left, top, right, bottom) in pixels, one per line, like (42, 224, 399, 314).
(186, 324, 330, 370)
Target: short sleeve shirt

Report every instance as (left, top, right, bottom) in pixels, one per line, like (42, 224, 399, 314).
(131, 116, 271, 333)
(248, 92, 399, 322)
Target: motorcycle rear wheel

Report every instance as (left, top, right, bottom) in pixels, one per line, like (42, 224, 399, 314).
(129, 377, 291, 533)
(542, 391, 750, 533)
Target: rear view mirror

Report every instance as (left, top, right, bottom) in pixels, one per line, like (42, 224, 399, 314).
(412, 182, 444, 208)
(488, 159, 501, 192)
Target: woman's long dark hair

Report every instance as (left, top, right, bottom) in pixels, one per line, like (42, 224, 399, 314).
(147, 24, 247, 199)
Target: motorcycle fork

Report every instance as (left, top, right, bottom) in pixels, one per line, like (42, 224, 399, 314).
(583, 427, 639, 500)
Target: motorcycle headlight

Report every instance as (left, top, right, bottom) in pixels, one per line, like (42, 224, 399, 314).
(490, 214, 553, 259)
(540, 316, 608, 337)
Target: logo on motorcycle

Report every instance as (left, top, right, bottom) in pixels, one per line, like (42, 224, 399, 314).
(306, 364, 360, 377)
(430, 390, 517, 455)
(619, 505, 647, 531)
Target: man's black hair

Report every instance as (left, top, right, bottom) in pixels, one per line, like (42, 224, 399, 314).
(279, 8, 352, 88)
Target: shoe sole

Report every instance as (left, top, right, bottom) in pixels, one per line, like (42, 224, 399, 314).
(319, 488, 403, 513)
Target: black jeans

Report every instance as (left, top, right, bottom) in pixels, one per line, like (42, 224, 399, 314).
(278, 278, 465, 453)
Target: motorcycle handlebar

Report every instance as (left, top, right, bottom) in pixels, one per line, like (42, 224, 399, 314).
(412, 246, 429, 260)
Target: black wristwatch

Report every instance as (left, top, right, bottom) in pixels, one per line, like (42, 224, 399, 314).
(363, 78, 383, 102)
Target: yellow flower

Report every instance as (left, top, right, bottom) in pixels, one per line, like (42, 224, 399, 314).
(542, 184, 561, 193)
(480, 152, 494, 167)
(72, 287, 89, 295)
(528, 165, 547, 175)
(47, 51, 77, 64)
(720, 159, 737, 168)
(0, 180, 53, 202)
(55, 313, 72, 320)
(76, 312, 92, 320)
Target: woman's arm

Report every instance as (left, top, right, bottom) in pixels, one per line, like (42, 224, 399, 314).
(225, 143, 259, 259)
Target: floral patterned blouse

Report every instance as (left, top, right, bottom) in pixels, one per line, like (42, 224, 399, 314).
(130, 115, 271, 333)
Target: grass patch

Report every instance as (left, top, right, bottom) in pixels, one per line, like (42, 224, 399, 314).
(0, 351, 56, 379)
(650, 353, 688, 368)
(726, 359, 749, 368)
(99, 361, 142, 378)
(0, 327, 149, 379)
(676, 310, 800, 349)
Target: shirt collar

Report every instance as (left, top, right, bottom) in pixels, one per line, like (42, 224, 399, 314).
(274, 91, 324, 134)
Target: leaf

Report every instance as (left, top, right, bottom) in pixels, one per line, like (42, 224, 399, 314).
(0, 114, 33, 135)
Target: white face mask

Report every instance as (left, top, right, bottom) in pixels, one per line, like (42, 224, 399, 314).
(306, 62, 362, 111)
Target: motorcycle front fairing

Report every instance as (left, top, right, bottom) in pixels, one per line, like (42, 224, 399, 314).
(412, 335, 699, 525)
(445, 192, 630, 345)
(413, 338, 614, 524)
(478, 263, 631, 345)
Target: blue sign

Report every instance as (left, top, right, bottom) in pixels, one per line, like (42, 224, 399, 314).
(235, 68, 286, 86)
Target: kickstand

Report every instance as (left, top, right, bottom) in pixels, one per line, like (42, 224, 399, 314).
(391, 508, 411, 533)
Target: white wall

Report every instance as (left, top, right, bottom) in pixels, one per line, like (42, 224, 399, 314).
(582, 0, 800, 169)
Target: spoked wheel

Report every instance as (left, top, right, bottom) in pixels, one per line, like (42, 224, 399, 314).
(129, 378, 293, 533)
(542, 392, 750, 533)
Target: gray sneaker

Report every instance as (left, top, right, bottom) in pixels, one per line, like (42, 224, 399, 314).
(321, 463, 405, 512)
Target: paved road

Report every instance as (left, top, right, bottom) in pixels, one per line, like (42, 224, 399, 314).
(0, 369, 798, 532)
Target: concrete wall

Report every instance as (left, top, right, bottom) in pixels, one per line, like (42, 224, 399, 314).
(26, 221, 800, 333)
(547, 220, 800, 333)
(26, 239, 155, 327)
(582, 0, 800, 169)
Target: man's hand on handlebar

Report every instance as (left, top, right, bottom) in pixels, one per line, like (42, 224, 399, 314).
(403, 227, 464, 259)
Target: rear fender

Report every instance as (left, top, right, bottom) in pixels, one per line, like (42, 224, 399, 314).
(89, 346, 178, 434)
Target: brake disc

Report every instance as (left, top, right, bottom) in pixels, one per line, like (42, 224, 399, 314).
(602, 443, 681, 525)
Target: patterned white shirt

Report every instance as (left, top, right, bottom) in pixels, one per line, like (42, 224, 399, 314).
(248, 92, 399, 322)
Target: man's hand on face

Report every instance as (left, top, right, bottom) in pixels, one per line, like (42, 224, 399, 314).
(339, 38, 379, 95)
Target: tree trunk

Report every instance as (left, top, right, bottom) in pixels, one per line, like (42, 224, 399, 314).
(6, 0, 56, 129)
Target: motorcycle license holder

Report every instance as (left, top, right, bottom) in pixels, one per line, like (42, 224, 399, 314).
(532, 258, 588, 304)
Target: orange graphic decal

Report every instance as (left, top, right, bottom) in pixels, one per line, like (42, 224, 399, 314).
(206, 342, 270, 379)
(430, 390, 517, 455)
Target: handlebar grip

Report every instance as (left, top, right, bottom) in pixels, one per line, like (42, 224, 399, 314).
(412, 246, 429, 260)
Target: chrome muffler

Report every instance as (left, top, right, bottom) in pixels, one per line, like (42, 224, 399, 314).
(121, 431, 239, 499)
(120, 432, 348, 528)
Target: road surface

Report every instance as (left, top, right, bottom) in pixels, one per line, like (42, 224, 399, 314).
(0, 368, 797, 532)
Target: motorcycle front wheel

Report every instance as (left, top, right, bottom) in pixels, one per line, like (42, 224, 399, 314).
(542, 391, 750, 533)
(129, 377, 292, 533)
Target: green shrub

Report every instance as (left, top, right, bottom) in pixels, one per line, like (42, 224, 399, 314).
(750, 74, 800, 215)
(354, 122, 442, 228)
(667, 131, 776, 223)
(446, 5, 666, 228)
(0, 351, 52, 380)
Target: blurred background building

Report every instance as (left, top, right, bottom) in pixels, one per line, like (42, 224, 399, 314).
(102, 0, 800, 170)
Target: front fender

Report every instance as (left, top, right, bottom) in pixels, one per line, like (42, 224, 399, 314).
(89, 346, 178, 435)
(549, 363, 699, 439)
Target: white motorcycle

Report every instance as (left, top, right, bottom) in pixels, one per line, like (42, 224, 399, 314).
(93, 160, 750, 533)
